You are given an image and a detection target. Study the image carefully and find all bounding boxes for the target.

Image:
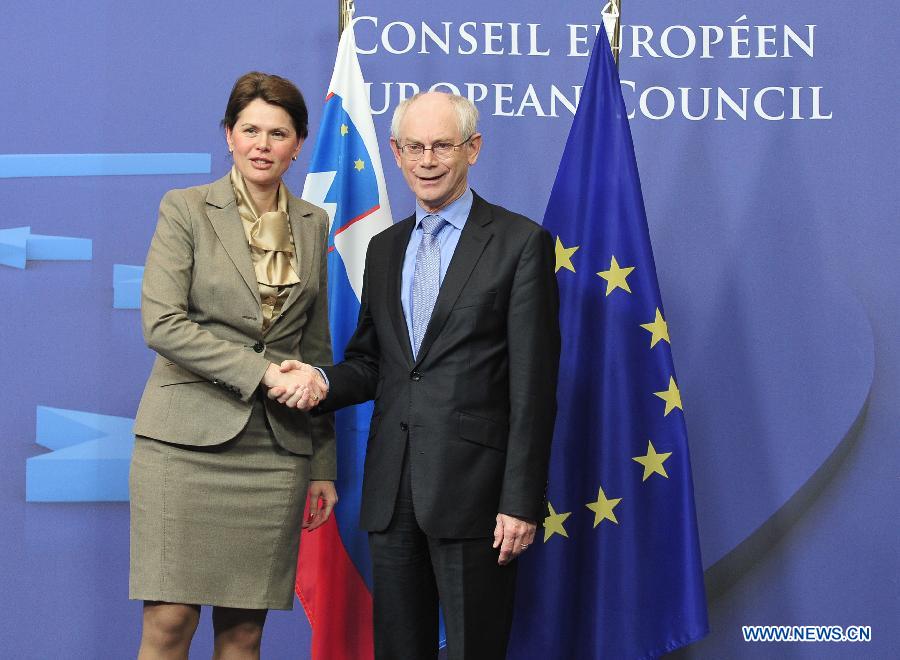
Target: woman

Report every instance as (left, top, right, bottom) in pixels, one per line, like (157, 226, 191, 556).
(129, 71, 335, 659)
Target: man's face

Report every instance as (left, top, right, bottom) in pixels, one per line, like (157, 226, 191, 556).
(390, 94, 482, 213)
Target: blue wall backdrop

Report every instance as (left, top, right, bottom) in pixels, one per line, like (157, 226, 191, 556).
(1, 1, 896, 657)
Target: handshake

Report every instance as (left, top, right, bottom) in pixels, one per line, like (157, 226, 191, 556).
(261, 360, 328, 411)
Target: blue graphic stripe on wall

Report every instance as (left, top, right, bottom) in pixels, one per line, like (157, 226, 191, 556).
(113, 264, 144, 309)
(0, 226, 92, 268)
(26, 406, 135, 502)
(0, 153, 211, 178)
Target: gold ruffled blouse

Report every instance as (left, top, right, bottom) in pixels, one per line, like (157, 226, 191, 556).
(230, 165, 300, 331)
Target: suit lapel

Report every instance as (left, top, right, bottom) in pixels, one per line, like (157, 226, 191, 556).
(279, 193, 317, 317)
(414, 193, 493, 366)
(389, 216, 416, 364)
(206, 175, 260, 307)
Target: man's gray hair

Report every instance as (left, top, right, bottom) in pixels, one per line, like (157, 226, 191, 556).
(390, 92, 479, 142)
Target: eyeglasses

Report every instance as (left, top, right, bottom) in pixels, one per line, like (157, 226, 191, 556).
(398, 136, 474, 161)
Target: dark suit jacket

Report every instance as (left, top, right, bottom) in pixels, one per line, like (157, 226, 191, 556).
(133, 173, 336, 478)
(319, 191, 560, 538)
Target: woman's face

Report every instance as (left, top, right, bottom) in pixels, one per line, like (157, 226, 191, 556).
(226, 98, 303, 192)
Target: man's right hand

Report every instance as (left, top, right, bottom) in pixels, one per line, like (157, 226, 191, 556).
(263, 362, 328, 410)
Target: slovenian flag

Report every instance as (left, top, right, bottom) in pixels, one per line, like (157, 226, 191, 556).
(298, 19, 393, 660)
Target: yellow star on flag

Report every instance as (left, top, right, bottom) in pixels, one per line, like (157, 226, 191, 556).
(543, 501, 572, 542)
(632, 440, 672, 481)
(354, 158, 365, 171)
(597, 255, 635, 295)
(640, 308, 670, 348)
(340, 124, 349, 136)
(555, 236, 579, 273)
(586, 487, 622, 527)
(654, 376, 683, 416)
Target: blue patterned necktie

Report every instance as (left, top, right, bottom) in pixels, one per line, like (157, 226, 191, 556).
(411, 214, 447, 358)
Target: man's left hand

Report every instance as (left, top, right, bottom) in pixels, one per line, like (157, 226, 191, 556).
(493, 513, 536, 565)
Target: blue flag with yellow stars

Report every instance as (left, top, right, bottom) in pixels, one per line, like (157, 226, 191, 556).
(507, 26, 709, 659)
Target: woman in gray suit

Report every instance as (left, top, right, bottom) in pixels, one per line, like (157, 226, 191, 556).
(129, 72, 334, 659)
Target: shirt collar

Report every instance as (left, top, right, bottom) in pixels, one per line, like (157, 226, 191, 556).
(415, 188, 473, 231)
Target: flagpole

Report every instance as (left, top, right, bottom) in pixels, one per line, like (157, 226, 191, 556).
(601, 0, 622, 66)
(339, 0, 354, 38)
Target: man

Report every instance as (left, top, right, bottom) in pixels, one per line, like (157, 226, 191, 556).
(273, 92, 560, 659)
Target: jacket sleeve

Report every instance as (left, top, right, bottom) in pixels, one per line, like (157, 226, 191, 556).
(141, 189, 270, 402)
(499, 227, 561, 521)
(299, 210, 337, 479)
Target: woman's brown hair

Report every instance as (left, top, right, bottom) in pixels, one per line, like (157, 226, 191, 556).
(221, 71, 309, 139)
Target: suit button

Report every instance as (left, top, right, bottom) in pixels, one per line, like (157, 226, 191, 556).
(410, 371, 422, 381)
(253, 341, 264, 353)
(400, 422, 408, 432)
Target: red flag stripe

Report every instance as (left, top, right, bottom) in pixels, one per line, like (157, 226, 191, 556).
(296, 502, 374, 659)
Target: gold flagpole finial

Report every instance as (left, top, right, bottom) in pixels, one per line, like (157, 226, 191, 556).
(601, 1, 622, 66)
(339, 0, 355, 38)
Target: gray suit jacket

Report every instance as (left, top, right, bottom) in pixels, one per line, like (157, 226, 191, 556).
(133, 173, 335, 479)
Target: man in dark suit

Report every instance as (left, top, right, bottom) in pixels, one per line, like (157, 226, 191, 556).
(273, 91, 560, 660)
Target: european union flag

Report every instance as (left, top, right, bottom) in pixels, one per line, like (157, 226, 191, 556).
(508, 27, 709, 659)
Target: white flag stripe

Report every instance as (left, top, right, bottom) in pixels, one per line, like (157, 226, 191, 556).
(330, 23, 392, 221)
(301, 171, 338, 234)
(303, 21, 393, 301)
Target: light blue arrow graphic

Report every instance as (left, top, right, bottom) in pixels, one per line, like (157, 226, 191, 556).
(26, 407, 135, 502)
(113, 264, 144, 309)
(0, 226, 92, 268)
(0, 153, 211, 178)
(27, 233, 92, 260)
(0, 226, 30, 268)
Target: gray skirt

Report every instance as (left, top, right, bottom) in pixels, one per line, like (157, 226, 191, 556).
(129, 397, 310, 610)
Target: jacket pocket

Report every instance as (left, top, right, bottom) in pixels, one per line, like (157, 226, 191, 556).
(452, 290, 497, 310)
(458, 411, 508, 451)
(156, 361, 206, 387)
